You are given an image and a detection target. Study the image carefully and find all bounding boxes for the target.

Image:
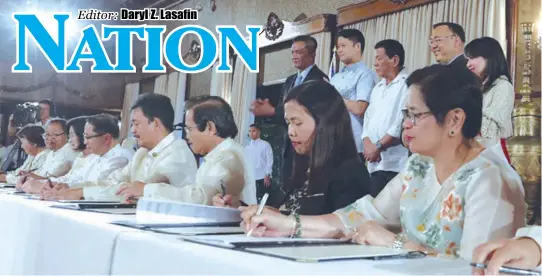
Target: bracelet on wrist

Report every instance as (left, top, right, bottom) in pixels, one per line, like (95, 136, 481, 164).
(392, 232, 407, 250)
(292, 213, 302, 238)
(289, 215, 296, 238)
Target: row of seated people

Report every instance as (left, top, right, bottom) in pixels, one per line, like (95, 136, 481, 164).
(0, 64, 536, 271)
(1, 94, 257, 205)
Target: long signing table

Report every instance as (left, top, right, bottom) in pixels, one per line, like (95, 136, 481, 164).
(0, 194, 472, 275)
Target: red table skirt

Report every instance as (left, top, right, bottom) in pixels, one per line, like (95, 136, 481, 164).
(501, 138, 511, 164)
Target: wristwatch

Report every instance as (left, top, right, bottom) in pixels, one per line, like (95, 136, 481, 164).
(375, 140, 383, 150)
(392, 233, 406, 250)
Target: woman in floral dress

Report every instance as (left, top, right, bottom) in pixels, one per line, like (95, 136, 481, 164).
(240, 65, 526, 260)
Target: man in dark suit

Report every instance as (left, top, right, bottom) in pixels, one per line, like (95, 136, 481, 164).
(250, 35, 328, 188)
(430, 22, 467, 68)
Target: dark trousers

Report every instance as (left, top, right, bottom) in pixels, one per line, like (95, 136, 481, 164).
(256, 179, 271, 203)
(370, 170, 398, 197)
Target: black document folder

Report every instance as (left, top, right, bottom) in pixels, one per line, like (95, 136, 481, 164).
(50, 202, 137, 215)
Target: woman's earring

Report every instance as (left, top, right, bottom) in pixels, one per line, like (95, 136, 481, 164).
(449, 130, 455, 136)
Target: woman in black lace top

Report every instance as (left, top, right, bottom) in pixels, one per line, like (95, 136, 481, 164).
(276, 80, 370, 215)
(214, 80, 370, 215)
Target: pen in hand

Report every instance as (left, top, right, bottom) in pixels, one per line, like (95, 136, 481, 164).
(470, 263, 541, 276)
(246, 193, 269, 237)
(20, 167, 39, 182)
(220, 180, 226, 197)
(19, 168, 38, 186)
(45, 173, 53, 189)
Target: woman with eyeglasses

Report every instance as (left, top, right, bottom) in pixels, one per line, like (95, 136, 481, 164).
(0, 125, 49, 184)
(240, 65, 526, 260)
(465, 37, 514, 162)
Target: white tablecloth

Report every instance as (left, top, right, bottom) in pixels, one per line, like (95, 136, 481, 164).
(0, 194, 136, 275)
(110, 232, 473, 275)
(0, 194, 473, 275)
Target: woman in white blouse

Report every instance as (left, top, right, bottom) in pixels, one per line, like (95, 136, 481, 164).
(240, 65, 526, 260)
(0, 125, 48, 183)
(465, 37, 514, 161)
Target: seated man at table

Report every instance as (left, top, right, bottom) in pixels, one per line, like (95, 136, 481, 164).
(138, 95, 257, 205)
(40, 114, 134, 199)
(17, 118, 77, 190)
(46, 93, 197, 201)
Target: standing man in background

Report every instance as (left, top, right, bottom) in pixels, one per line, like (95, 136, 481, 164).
(245, 124, 273, 203)
(403, 22, 467, 149)
(430, 22, 466, 68)
(37, 99, 56, 126)
(362, 39, 409, 196)
(330, 29, 379, 161)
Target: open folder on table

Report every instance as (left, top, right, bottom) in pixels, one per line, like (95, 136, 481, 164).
(243, 244, 426, 262)
(181, 234, 348, 249)
(181, 235, 426, 262)
(110, 199, 243, 229)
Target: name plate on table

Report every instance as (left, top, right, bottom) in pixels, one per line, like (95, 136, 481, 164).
(110, 198, 241, 229)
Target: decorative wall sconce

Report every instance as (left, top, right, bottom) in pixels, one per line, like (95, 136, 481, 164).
(182, 40, 201, 62)
(260, 12, 284, 41)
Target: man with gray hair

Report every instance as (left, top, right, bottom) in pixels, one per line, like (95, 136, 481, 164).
(149, 95, 257, 206)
